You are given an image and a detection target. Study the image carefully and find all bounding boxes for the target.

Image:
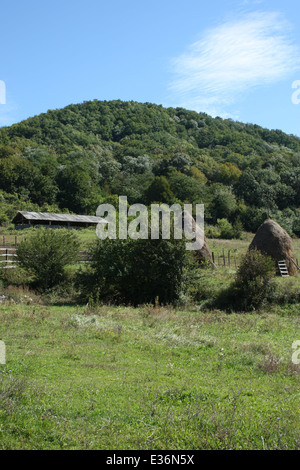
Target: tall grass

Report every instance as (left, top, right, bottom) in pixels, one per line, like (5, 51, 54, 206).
(0, 302, 299, 449)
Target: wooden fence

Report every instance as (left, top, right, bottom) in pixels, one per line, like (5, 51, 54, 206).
(1, 236, 18, 247)
(1, 245, 298, 271)
(0, 248, 19, 269)
(0, 248, 91, 269)
(211, 250, 241, 268)
(211, 249, 299, 269)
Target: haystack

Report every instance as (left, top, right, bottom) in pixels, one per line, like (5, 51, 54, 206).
(181, 210, 216, 268)
(249, 219, 298, 276)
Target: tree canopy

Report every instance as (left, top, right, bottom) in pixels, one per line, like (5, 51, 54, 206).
(1, 99, 300, 234)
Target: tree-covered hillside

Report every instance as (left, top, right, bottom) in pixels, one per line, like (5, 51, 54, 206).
(1, 99, 300, 235)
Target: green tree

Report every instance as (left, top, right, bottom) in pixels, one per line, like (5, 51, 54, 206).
(145, 176, 174, 204)
(17, 228, 79, 291)
(57, 165, 100, 213)
(216, 249, 275, 311)
(77, 236, 192, 305)
(168, 172, 207, 204)
(210, 187, 237, 222)
(215, 162, 242, 184)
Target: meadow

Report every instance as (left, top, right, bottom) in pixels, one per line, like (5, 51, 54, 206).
(0, 299, 299, 450)
(0, 228, 299, 450)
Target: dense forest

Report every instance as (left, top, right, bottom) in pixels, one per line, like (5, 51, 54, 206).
(1, 99, 300, 236)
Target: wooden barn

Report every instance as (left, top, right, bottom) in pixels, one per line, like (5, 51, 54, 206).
(12, 211, 107, 230)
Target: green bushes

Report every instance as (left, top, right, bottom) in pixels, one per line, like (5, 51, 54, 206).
(206, 218, 243, 239)
(216, 249, 276, 311)
(76, 237, 195, 306)
(17, 228, 79, 291)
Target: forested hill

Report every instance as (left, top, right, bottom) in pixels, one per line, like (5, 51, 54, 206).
(1, 99, 300, 235)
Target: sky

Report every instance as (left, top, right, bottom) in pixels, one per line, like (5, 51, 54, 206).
(0, 0, 300, 136)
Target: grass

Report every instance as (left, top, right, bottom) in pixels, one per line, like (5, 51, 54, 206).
(0, 300, 299, 450)
(0, 228, 299, 449)
(0, 226, 98, 250)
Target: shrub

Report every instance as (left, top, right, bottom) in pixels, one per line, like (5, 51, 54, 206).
(205, 225, 221, 239)
(206, 219, 243, 240)
(0, 264, 29, 288)
(216, 218, 235, 239)
(216, 249, 276, 311)
(17, 228, 79, 291)
(76, 236, 195, 306)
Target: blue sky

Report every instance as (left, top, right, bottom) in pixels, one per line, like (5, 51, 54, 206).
(0, 0, 300, 136)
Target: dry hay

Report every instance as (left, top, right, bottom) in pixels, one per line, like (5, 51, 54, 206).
(249, 219, 298, 276)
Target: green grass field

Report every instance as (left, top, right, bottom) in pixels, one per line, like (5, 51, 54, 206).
(0, 301, 299, 450)
(0, 226, 98, 250)
(0, 227, 299, 449)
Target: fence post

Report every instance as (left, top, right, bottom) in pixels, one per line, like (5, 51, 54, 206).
(228, 250, 230, 267)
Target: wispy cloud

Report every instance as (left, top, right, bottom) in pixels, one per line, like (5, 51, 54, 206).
(169, 11, 300, 117)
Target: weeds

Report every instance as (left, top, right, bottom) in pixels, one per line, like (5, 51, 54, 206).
(0, 304, 299, 450)
(0, 372, 27, 416)
(258, 354, 282, 374)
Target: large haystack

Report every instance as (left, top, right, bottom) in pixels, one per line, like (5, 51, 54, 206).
(249, 219, 298, 276)
(181, 210, 216, 268)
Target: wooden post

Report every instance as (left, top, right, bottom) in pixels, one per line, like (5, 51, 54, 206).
(228, 250, 230, 267)
(212, 252, 215, 264)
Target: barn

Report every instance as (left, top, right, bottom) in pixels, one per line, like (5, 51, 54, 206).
(12, 211, 108, 230)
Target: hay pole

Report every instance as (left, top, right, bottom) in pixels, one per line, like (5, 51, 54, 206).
(287, 255, 300, 271)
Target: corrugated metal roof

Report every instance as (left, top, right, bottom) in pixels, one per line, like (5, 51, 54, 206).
(14, 211, 107, 224)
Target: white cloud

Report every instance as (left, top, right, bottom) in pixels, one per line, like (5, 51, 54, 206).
(169, 11, 300, 117)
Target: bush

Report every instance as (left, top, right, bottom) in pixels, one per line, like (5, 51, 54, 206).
(206, 219, 243, 239)
(0, 264, 30, 288)
(216, 218, 235, 239)
(216, 249, 276, 311)
(205, 225, 221, 239)
(17, 228, 79, 291)
(76, 236, 195, 306)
